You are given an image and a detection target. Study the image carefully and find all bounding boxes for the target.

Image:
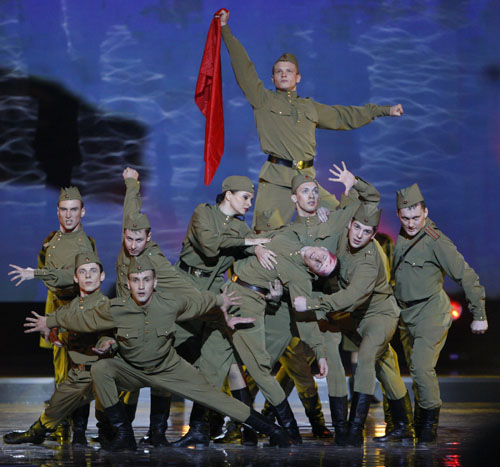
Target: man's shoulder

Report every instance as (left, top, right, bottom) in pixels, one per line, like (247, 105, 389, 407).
(423, 221, 442, 242)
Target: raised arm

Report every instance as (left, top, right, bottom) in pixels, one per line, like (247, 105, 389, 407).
(219, 11, 267, 109)
(122, 167, 142, 226)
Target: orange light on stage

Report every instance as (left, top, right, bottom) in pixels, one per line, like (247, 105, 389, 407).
(450, 300, 462, 320)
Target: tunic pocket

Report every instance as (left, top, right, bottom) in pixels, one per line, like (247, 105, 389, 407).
(404, 256, 425, 268)
(156, 327, 173, 339)
(269, 100, 292, 117)
(115, 328, 138, 344)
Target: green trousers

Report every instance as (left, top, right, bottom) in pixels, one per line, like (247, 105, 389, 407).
(91, 351, 250, 422)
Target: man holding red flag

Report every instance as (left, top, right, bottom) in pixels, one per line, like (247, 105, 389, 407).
(215, 9, 404, 225)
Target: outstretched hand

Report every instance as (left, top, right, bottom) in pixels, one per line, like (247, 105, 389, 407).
(390, 104, 404, 116)
(220, 287, 241, 312)
(8, 264, 34, 287)
(24, 311, 50, 341)
(328, 161, 356, 195)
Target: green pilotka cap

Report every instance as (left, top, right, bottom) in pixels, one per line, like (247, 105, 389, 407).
(254, 209, 284, 232)
(274, 53, 300, 73)
(58, 186, 83, 204)
(353, 203, 381, 228)
(128, 255, 154, 275)
(221, 176, 254, 194)
(291, 174, 318, 194)
(396, 183, 425, 210)
(123, 212, 151, 230)
(74, 251, 102, 272)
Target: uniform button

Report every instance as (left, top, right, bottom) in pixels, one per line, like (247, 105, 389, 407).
(145, 331, 150, 334)
(145, 321, 149, 324)
(279, 111, 282, 115)
(52, 246, 56, 249)
(297, 120, 301, 123)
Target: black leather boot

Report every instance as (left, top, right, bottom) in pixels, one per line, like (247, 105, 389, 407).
(374, 392, 415, 444)
(243, 409, 292, 447)
(3, 418, 53, 445)
(94, 410, 116, 448)
(417, 406, 440, 445)
(71, 403, 90, 446)
(124, 402, 138, 423)
(382, 393, 395, 434)
(208, 409, 225, 439)
(103, 401, 137, 451)
(272, 399, 302, 445)
(171, 402, 210, 447)
(346, 392, 371, 447)
(300, 393, 333, 439)
(261, 400, 276, 423)
(232, 388, 258, 446)
(148, 395, 171, 447)
(329, 396, 348, 446)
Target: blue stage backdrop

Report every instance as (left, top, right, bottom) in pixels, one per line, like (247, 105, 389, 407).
(1, 0, 499, 302)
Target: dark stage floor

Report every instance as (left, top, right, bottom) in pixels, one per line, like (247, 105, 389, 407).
(1, 391, 499, 467)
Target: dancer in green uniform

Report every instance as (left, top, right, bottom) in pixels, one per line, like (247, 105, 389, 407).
(5, 251, 108, 447)
(215, 9, 404, 224)
(25, 255, 294, 451)
(392, 184, 487, 445)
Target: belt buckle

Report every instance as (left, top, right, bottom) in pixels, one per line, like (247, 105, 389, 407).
(293, 160, 304, 170)
(193, 269, 202, 278)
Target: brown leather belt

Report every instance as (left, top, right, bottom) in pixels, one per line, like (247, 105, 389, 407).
(179, 261, 211, 278)
(231, 274, 269, 296)
(267, 155, 313, 170)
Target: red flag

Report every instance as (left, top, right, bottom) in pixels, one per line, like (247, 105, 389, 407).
(195, 11, 225, 186)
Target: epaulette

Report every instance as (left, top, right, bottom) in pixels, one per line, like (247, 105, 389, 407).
(424, 225, 441, 241)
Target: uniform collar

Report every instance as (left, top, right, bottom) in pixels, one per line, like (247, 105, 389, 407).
(276, 89, 298, 99)
(293, 214, 319, 225)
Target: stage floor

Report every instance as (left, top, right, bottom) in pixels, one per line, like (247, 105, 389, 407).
(1, 396, 499, 466)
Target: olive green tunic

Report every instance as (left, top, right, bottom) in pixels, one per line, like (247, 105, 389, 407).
(221, 24, 391, 223)
(393, 218, 486, 409)
(197, 229, 325, 406)
(284, 177, 381, 397)
(45, 290, 253, 421)
(315, 230, 406, 399)
(40, 290, 109, 430)
(34, 228, 96, 386)
(174, 203, 255, 360)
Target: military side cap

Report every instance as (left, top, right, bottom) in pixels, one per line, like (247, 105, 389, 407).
(75, 251, 102, 272)
(254, 209, 284, 232)
(221, 175, 254, 194)
(274, 53, 299, 73)
(396, 183, 424, 210)
(353, 203, 381, 228)
(58, 186, 83, 203)
(291, 174, 318, 194)
(123, 212, 151, 230)
(128, 255, 154, 275)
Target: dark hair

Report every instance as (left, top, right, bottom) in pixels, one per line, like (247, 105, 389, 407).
(215, 190, 237, 204)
